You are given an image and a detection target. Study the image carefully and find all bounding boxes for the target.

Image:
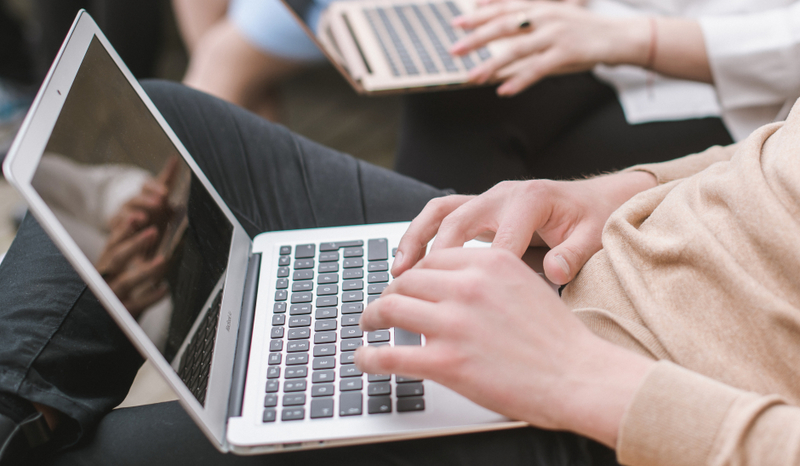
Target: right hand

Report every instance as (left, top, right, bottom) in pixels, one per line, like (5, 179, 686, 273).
(392, 171, 657, 285)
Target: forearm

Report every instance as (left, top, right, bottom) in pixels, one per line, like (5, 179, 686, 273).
(608, 16, 713, 84)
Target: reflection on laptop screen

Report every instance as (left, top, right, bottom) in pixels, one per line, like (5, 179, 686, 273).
(31, 37, 233, 405)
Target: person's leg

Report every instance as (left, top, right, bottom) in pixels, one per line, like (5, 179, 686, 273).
(394, 73, 733, 194)
(172, 0, 230, 53)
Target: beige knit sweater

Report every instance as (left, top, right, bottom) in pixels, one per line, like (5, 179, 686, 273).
(561, 101, 800, 465)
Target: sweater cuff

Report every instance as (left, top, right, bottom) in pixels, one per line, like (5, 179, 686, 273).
(616, 361, 739, 466)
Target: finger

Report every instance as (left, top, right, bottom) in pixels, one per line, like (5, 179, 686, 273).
(451, 1, 529, 31)
(429, 194, 502, 251)
(354, 345, 434, 380)
(495, 52, 560, 96)
(101, 227, 158, 276)
(113, 255, 167, 297)
(157, 156, 181, 187)
(490, 200, 549, 257)
(107, 211, 147, 246)
(467, 34, 549, 85)
(451, 6, 533, 55)
(384, 268, 464, 304)
(124, 282, 169, 318)
(361, 294, 444, 336)
(392, 195, 472, 277)
(542, 223, 601, 285)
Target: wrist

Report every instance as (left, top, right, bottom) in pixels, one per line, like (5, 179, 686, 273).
(605, 16, 652, 67)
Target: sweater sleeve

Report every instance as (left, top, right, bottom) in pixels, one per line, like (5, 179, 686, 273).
(620, 143, 739, 185)
(617, 361, 800, 466)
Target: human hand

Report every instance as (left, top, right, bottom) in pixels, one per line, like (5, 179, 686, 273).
(392, 171, 657, 285)
(450, 1, 649, 95)
(357, 247, 654, 446)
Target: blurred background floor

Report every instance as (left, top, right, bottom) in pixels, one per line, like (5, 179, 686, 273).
(0, 0, 402, 259)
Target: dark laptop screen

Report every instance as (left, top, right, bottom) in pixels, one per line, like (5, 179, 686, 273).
(31, 37, 233, 405)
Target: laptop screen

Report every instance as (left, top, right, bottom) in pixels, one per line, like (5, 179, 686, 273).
(31, 37, 233, 405)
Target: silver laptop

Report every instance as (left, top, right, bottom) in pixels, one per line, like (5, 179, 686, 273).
(285, 0, 511, 93)
(2, 11, 524, 454)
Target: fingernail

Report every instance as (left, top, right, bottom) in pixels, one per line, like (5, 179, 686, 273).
(555, 254, 570, 278)
(391, 250, 403, 275)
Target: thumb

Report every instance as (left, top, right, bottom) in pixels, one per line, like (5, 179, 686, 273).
(542, 227, 601, 285)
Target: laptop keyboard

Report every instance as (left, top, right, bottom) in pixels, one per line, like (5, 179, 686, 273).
(264, 239, 425, 423)
(178, 288, 223, 406)
(363, 1, 491, 77)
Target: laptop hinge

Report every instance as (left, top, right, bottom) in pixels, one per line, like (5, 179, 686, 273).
(227, 252, 261, 418)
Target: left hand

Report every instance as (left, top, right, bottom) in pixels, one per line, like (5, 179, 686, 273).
(356, 247, 654, 446)
(450, 1, 647, 95)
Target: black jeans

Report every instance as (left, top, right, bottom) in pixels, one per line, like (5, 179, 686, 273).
(396, 73, 734, 194)
(0, 81, 617, 465)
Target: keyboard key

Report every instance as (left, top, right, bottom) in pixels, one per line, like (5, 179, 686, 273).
(314, 331, 336, 344)
(368, 374, 390, 382)
(320, 240, 363, 251)
(340, 378, 362, 391)
(368, 396, 392, 414)
(340, 393, 363, 416)
(341, 366, 363, 377)
(319, 262, 339, 273)
(286, 354, 309, 366)
(289, 315, 311, 327)
(291, 292, 312, 303)
(395, 328, 421, 346)
(293, 270, 314, 281)
(292, 282, 313, 292)
(277, 267, 289, 278)
(263, 409, 276, 422)
(265, 380, 279, 393)
(276, 278, 288, 289)
(284, 380, 307, 392)
(313, 344, 336, 357)
(343, 247, 363, 257)
(368, 382, 391, 396)
(342, 292, 364, 302)
(285, 366, 308, 378)
(341, 328, 363, 339)
(264, 394, 278, 407)
(319, 252, 340, 262)
(342, 314, 360, 326)
(343, 258, 363, 268)
(295, 244, 315, 259)
(368, 239, 389, 261)
(397, 397, 425, 412)
(340, 352, 355, 365)
(310, 398, 334, 419)
(368, 284, 388, 295)
(286, 340, 310, 352)
(279, 245, 291, 255)
(341, 339, 363, 351)
(279, 256, 290, 266)
(294, 259, 314, 269)
(282, 408, 305, 421)
(288, 328, 310, 340)
(342, 303, 363, 314)
(271, 314, 285, 326)
(312, 356, 335, 370)
(273, 302, 286, 313)
(283, 394, 306, 406)
(396, 375, 423, 383)
(368, 272, 389, 283)
(317, 284, 338, 295)
(316, 296, 338, 307)
(368, 296, 380, 304)
(367, 330, 391, 343)
(318, 273, 339, 284)
(368, 262, 389, 272)
(313, 370, 335, 383)
(269, 340, 283, 352)
(268, 353, 281, 365)
(315, 307, 338, 319)
(342, 280, 363, 291)
(289, 304, 312, 315)
(267, 367, 280, 379)
(275, 290, 287, 301)
(315, 320, 337, 332)
(311, 384, 335, 397)
(396, 382, 424, 397)
(343, 268, 363, 279)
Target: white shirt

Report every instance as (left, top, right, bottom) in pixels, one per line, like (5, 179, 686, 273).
(587, 0, 800, 141)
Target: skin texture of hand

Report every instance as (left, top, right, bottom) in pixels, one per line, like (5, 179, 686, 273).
(391, 171, 657, 286)
(356, 247, 655, 448)
(450, 1, 711, 96)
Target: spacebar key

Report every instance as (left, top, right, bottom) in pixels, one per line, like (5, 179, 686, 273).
(394, 328, 421, 346)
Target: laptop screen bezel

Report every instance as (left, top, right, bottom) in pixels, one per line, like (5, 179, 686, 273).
(2, 10, 254, 452)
